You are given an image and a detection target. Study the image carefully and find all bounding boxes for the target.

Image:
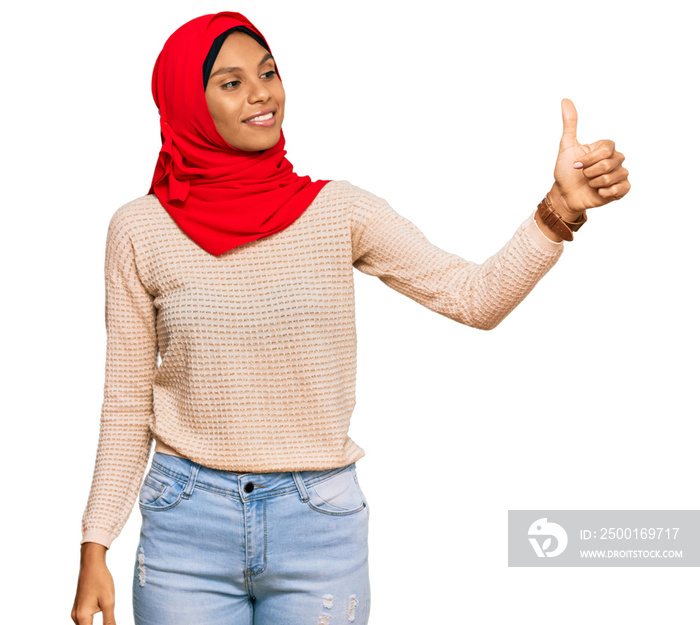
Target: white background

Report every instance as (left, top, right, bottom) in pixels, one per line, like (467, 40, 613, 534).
(2, 0, 698, 623)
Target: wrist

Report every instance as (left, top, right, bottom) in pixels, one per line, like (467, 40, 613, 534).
(81, 542, 108, 564)
(534, 208, 564, 242)
(549, 183, 585, 223)
(535, 191, 587, 242)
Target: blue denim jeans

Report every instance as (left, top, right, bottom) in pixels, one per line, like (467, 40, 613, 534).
(132, 452, 371, 625)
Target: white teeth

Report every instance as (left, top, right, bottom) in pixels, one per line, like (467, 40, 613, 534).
(248, 112, 273, 122)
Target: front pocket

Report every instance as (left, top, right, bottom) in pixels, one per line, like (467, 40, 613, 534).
(305, 467, 367, 516)
(139, 475, 167, 506)
(138, 468, 187, 511)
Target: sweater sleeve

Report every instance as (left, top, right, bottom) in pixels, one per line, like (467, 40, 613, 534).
(351, 190, 565, 330)
(80, 211, 157, 549)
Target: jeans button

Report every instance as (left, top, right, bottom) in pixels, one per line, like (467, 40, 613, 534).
(244, 482, 254, 493)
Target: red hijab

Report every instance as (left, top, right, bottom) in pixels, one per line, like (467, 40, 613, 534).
(149, 12, 329, 256)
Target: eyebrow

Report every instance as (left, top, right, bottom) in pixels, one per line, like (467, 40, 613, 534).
(209, 53, 275, 79)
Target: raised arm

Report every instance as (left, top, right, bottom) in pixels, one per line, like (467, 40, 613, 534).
(351, 99, 631, 330)
(351, 190, 564, 330)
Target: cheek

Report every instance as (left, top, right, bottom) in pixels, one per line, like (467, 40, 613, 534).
(276, 91, 286, 123)
(273, 81, 286, 106)
(211, 101, 245, 143)
(206, 91, 237, 123)
(205, 94, 223, 128)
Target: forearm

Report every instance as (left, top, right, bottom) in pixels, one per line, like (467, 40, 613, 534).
(81, 417, 153, 548)
(455, 214, 563, 329)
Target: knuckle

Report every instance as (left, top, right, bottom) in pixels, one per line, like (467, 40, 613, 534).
(618, 151, 625, 162)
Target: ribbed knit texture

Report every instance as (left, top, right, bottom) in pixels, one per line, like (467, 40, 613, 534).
(80, 180, 564, 548)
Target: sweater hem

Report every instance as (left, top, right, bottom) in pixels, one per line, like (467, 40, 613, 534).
(81, 529, 116, 550)
(526, 211, 566, 252)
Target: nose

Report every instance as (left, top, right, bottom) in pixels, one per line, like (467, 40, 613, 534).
(247, 78, 271, 104)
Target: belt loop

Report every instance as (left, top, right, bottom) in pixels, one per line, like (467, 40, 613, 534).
(183, 461, 200, 499)
(292, 471, 310, 502)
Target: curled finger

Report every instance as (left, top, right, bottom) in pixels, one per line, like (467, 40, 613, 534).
(587, 166, 629, 189)
(581, 151, 625, 179)
(575, 139, 616, 170)
(598, 179, 631, 200)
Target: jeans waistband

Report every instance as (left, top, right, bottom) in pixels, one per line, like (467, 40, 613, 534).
(149, 452, 355, 503)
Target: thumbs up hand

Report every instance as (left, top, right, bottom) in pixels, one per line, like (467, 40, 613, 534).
(549, 99, 630, 221)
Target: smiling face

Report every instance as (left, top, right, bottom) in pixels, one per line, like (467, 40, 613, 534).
(204, 31, 285, 152)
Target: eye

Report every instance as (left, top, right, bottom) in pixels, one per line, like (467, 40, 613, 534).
(222, 80, 241, 89)
(261, 70, 277, 79)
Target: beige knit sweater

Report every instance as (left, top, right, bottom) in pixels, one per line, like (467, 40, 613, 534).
(80, 180, 564, 548)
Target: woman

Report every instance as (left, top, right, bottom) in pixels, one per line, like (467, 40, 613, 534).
(71, 11, 630, 625)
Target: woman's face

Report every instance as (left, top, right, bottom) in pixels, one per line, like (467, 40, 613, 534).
(205, 31, 285, 152)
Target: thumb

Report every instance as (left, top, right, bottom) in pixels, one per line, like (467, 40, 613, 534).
(102, 600, 117, 625)
(559, 98, 578, 150)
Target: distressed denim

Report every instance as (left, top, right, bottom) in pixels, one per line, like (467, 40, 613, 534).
(133, 452, 371, 625)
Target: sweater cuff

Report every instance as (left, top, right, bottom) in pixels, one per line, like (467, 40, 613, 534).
(525, 210, 565, 252)
(81, 529, 116, 550)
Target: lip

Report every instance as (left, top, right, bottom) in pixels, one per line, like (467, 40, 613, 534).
(243, 108, 277, 127)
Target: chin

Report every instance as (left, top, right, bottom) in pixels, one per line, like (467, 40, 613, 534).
(248, 132, 282, 152)
(226, 128, 279, 152)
